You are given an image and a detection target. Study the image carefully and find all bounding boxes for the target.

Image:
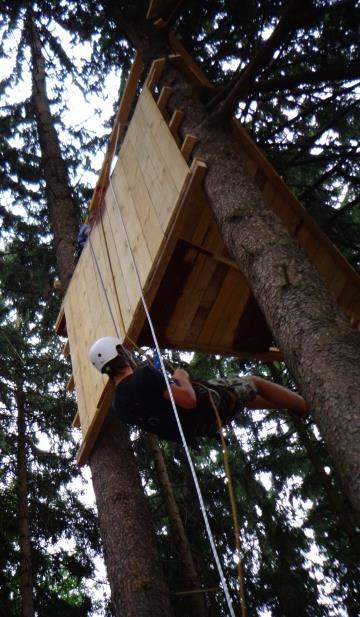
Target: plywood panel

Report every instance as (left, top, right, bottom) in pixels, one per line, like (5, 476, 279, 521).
(166, 251, 219, 343)
(195, 267, 243, 348)
(90, 216, 132, 333)
(110, 162, 153, 287)
(130, 105, 179, 230)
(118, 126, 165, 261)
(139, 87, 189, 191)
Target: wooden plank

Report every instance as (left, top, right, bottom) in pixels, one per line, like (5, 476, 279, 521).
(72, 411, 81, 429)
(126, 105, 179, 231)
(181, 134, 197, 163)
(157, 86, 172, 113)
(66, 374, 75, 391)
(146, 0, 162, 20)
(140, 87, 189, 192)
(146, 57, 167, 91)
(165, 250, 219, 343)
(99, 194, 140, 330)
(210, 270, 251, 348)
(63, 340, 70, 356)
(54, 306, 66, 335)
(63, 292, 93, 437)
(168, 109, 184, 143)
(88, 217, 129, 332)
(110, 160, 154, 286)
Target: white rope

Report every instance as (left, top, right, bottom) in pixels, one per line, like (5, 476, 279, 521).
(108, 177, 236, 617)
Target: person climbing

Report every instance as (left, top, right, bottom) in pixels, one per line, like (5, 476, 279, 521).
(88, 337, 310, 444)
(75, 212, 96, 260)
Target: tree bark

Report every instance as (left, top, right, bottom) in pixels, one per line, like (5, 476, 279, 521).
(145, 434, 206, 617)
(90, 414, 174, 617)
(15, 383, 35, 617)
(159, 66, 360, 518)
(28, 15, 79, 290)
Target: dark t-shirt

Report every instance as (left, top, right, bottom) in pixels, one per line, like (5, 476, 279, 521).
(112, 365, 237, 443)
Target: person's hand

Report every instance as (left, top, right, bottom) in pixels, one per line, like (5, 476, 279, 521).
(172, 368, 190, 381)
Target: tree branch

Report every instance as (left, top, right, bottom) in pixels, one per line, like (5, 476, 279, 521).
(207, 0, 348, 118)
(250, 64, 360, 95)
(322, 195, 360, 230)
(283, 99, 358, 169)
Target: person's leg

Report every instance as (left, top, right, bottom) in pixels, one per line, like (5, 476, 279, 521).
(244, 375, 310, 416)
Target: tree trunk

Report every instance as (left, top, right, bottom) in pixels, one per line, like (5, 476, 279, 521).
(145, 434, 206, 617)
(28, 16, 79, 289)
(15, 383, 35, 617)
(28, 16, 174, 617)
(159, 65, 360, 518)
(90, 414, 174, 617)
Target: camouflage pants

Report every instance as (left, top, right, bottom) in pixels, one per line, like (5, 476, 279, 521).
(206, 376, 258, 406)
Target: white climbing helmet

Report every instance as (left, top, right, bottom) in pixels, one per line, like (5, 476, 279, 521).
(89, 336, 123, 373)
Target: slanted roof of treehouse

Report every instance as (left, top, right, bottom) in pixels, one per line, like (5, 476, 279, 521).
(55, 38, 360, 464)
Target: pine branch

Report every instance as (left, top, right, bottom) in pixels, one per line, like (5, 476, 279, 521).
(322, 195, 360, 229)
(250, 63, 360, 95)
(298, 161, 344, 200)
(207, 0, 338, 119)
(282, 99, 358, 170)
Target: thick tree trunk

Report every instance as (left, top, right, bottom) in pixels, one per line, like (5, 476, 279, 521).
(15, 384, 35, 617)
(90, 414, 174, 617)
(28, 17, 79, 289)
(160, 66, 360, 518)
(145, 434, 206, 617)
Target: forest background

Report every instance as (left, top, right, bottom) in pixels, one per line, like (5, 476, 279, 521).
(0, 1, 359, 616)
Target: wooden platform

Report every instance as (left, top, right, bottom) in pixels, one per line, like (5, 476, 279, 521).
(55, 46, 360, 465)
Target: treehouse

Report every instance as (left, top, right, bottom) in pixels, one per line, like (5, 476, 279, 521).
(55, 43, 360, 465)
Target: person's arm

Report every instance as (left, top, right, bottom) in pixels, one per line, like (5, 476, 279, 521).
(163, 368, 197, 409)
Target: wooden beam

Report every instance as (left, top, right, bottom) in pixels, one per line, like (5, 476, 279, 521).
(66, 374, 75, 391)
(146, 0, 162, 20)
(181, 134, 197, 163)
(63, 340, 70, 357)
(72, 411, 81, 429)
(146, 57, 167, 92)
(157, 85, 173, 113)
(54, 306, 66, 336)
(168, 109, 184, 142)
